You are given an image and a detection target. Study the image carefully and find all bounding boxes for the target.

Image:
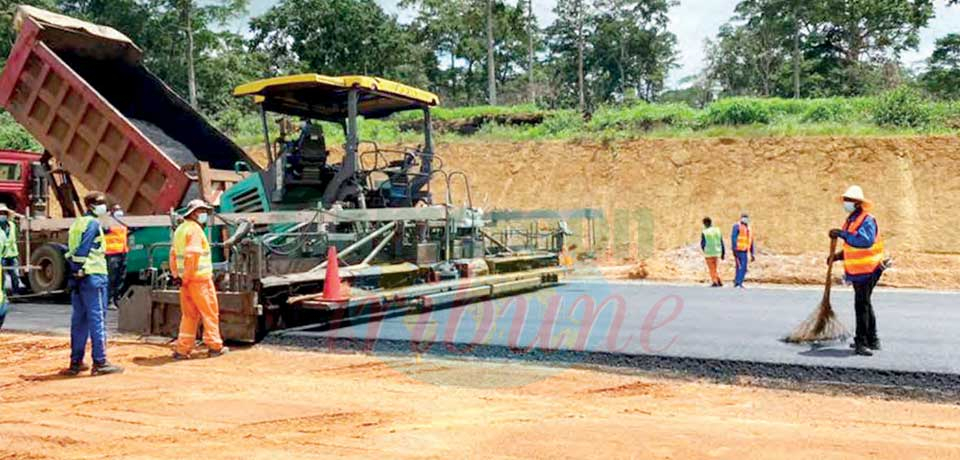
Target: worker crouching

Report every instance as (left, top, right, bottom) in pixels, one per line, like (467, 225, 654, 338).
(829, 186, 887, 357)
(61, 192, 123, 376)
(169, 199, 228, 359)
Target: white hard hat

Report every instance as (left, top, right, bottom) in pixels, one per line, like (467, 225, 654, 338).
(182, 199, 213, 217)
(842, 185, 865, 202)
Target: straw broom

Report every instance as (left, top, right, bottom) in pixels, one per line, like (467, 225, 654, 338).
(783, 237, 850, 344)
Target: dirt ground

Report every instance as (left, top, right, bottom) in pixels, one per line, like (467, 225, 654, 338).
(2, 332, 960, 459)
(250, 136, 960, 288)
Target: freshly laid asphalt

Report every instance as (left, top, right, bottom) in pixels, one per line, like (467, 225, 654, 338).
(7, 281, 960, 395)
(274, 281, 960, 374)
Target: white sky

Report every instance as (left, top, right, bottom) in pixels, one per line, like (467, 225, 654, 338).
(241, 0, 960, 89)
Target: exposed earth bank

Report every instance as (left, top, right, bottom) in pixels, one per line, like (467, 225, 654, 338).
(246, 135, 960, 289)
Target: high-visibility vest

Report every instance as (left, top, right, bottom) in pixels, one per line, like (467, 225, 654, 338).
(702, 226, 723, 257)
(842, 212, 884, 277)
(66, 215, 108, 275)
(0, 220, 17, 258)
(735, 223, 753, 251)
(104, 225, 129, 255)
(171, 220, 213, 282)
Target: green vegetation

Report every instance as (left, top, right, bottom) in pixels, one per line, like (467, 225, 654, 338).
(207, 92, 960, 148)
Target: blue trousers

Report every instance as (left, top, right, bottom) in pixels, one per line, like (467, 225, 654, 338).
(0, 300, 7, 330)
(734, 251, 749, 286)
(70, 274, 109, 364)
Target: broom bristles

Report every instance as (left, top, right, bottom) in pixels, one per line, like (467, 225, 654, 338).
(783, 298, 850, 344)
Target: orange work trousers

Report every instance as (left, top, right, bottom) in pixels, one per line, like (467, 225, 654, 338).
(704, 257, 721, 284)
(175, 278, 224, 355)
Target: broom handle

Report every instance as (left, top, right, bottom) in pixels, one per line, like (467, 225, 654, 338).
(823, 237, 839, 298)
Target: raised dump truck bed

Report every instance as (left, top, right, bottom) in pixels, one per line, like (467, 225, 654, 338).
(0, 6, 256, 215)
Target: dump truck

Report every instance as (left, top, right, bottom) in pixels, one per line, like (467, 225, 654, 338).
(0, 6, 257, 293)
(0, 6, 570, 342)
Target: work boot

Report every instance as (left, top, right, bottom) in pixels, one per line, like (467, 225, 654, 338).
(868, 338, 882, 351)
(91, 362, 124, 376)
(172, 351, 190, 360)
(208, 346, 230, 358)
(853, 343, 873, 357)
(58, 361, 90, 376)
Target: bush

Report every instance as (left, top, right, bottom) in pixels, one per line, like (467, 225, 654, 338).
(801, 99, 854, 123)
(0, 112, 40, 151)
(537, 110, 585, 137)
(587, 102, 696, 131)
(701, 98, 772, 125)
(871, 87, 933, 128)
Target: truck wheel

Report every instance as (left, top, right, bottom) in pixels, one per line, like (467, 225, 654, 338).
(29, 244, 68, 293)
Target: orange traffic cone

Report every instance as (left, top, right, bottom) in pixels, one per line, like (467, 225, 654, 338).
(321, 246, 350, 302)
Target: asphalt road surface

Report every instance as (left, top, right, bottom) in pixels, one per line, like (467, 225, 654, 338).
(272, 281, 960, 379)
(6, 282, 960, 392)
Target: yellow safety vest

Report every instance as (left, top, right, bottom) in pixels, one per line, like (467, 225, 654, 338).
(1, 220, 17, 258)
(66, 215, 108, 275)
(172, 220, 213, 281)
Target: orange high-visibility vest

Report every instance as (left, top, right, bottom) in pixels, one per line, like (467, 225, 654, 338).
(842, 212, 884, 277)
(104, 226, 129, 255)
(735, 223, 753, 251)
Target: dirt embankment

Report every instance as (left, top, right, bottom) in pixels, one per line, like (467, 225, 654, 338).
(3, 333, 960, 459)
(430, 136, 960, 288)
(246, 135, 960, 288)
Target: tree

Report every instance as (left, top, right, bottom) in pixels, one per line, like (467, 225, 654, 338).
(486, 0, 496, 104)
(250, 0, 426, 87)
(923, 33, 960, 99)
(707, 0, 935, 97)
(549, 0, 590, 110)
(0, 0, 58, 62)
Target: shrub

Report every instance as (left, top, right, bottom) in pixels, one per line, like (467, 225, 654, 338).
(701, 98, 772, 125)
(587, 102, 696, 131)
(0, 112, 40, 151)
(871, 87, 933, 128)
(801, 99, 854, 122)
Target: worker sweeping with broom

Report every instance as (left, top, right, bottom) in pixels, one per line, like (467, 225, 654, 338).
(828, 185, 887, 356)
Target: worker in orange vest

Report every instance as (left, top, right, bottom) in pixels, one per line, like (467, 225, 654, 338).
(103, 205, 129, 309)
(169, 199, 228, 359)
(829, 186, 887, 357)
(730, 213, 755, 288)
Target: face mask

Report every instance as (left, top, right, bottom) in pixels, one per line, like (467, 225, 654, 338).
(93, 204, 108, 216)
(197, 213, 209, 225)
(740, 218, 749, 225)
(843, 202, 857, 213)
(0, 216, 7, 223)
(113, 211, 124, 218)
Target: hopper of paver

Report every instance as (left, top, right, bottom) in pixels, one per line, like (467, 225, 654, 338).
(0, 6, 258, 215)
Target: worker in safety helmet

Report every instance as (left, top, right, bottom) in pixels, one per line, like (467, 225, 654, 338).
(700, 217, 725, 287)
(60, 192, 123, 376)
(169, 199, 228, 359)
(730, 213, 756, 288)
(0, 203, 22, 294)
(828, 185, 887, 357)
(104, 204, 130, 309)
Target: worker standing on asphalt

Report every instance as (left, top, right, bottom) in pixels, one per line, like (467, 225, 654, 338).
(829, 186, 886, 357)
(104, 204, 130, 309)
(731, 213, 756, 288)
(700, 217, 725, 287)
(170, 199, 228, 359)
(0, 203, 22, 294)
(60, 192, 123, 376)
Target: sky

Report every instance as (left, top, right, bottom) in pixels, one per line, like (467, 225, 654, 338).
(240, 0, 960, 89)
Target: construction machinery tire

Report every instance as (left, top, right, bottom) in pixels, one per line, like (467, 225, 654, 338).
(29, 243, 68, 293)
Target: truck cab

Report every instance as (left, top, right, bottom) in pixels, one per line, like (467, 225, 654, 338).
(0, 149, 42, 214)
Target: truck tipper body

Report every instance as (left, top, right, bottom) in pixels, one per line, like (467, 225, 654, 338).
(0, 6, 257, 215)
